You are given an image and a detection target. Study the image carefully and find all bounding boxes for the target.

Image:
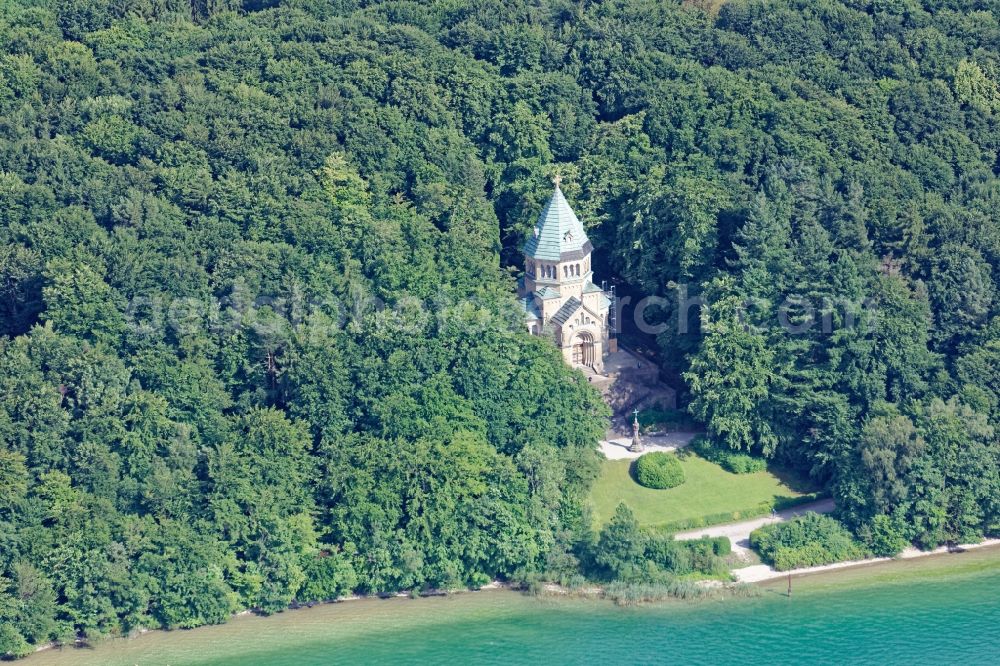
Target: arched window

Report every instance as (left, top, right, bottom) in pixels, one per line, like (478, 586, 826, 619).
(575, 264, 580, 276)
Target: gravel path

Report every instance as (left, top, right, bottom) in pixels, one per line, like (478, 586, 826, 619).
(675, 498, 999, 583)
(674, 498, 836, 561)
(674, 498, 835, 541)
(733, 538, 1000, 583)
(598, 432, 698, 460)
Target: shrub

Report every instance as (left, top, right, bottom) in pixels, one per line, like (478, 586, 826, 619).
(589, 509, 732, 581)
(711, 536, 732, 556)
(560, 573, 587, 591)
(724, 453, 767, 474)
(652, 493, 827, 533)
(690, 435, 718, 460)
(750, 513, 868, 571)
(298, 551, 358, 603)
(645, 535, 694, 575)
(633, 452, 685, 489)
(637, 406, 697, 433)
(0, 625, 31, 659)
(690, 436, 766, 474)
(861, 514, 910, 557)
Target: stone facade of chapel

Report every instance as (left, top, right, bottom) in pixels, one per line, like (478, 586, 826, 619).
(517, 179, 615, 373)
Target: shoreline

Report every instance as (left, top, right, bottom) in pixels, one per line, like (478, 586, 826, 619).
(24, 548, 1000, 666)
(29, 582, 521, 657)
(25, 543, 1000, 661)
(736, 538, 1000, 583)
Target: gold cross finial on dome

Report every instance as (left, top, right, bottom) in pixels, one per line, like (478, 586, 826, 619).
(552, 173, 562, 188)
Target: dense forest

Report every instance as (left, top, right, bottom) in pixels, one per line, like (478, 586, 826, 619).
(1, 0, 999, 655)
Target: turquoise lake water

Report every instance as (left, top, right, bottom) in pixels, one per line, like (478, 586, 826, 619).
(27, 549, 1000, 666)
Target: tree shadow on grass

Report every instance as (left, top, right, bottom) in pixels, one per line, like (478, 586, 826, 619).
(766, 464, 822, 494)
(772, 494, 828, 512)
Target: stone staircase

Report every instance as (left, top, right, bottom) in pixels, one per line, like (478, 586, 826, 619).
(591, 346, 677, 435)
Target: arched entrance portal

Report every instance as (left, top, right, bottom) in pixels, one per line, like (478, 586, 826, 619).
(571, 331, 595, 367)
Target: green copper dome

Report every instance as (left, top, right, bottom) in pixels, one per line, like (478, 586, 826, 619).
(523, 185, 592, 262)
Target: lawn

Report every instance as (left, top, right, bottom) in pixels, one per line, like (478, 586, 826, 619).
(589, 451, 820, 531)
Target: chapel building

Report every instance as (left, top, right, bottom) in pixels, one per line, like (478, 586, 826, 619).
(518, 178, 615, 372)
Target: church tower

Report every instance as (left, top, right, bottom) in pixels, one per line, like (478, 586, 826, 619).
(518, 176, 614, 373)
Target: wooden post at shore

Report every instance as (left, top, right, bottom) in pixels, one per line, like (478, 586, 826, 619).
(787, 573, 792, 598)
